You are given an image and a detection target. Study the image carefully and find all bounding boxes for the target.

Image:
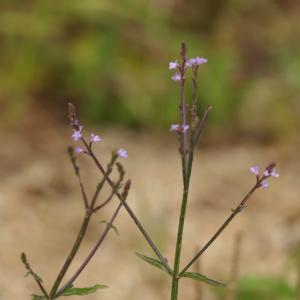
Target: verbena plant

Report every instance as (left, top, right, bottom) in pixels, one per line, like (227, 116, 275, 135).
(21, 43, 279, 300)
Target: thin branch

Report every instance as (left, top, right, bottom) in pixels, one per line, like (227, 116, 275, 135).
(82, 139, 173, 275)
(55, 181, 131, 298)
(193, 105, 212, 147)
(68, 146, 89, 208)
(90, 154, 118, 209)
(49, 212, 92, 298)
(21, 253, 49, 299)
(93, 181, 121, 213)
(180, 180, 262, 275)
(179, 42, 188, 179)
(50, 154, 117, 298)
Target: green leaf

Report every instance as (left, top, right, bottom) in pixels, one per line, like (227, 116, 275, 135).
(99, 220, 119, 235)
(31, 295, 45, 300)
(135, 252, 170, 275)
(180, 271, 225, 287)
(61, 284, 108, 296)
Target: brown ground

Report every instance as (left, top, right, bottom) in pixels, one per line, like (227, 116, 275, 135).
(0, 121, 299, 300)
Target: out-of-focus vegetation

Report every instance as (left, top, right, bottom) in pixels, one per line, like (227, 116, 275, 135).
(214, 275, 297, 300)
(1, 0, 299, 138)
(236, 276, 296, 300)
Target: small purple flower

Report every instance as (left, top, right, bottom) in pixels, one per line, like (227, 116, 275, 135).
(264, 168, 280, 178)
(185, 60, 193, 68)
(170, 124, 180, 131)
(72, 126, 83, 141)
(194, 57, 208, 65)
(250, 163, 279, 189)
(169, 60, 179, 70)
(250, 166, 260, 176)
(90, 133, 102, 143)
(261, 180, 269, 189)
(182, 125, 189, 133)
(118, 148, 128, 158)
(171, 72, 181, 82)
(170, 124, 189, 133)
(186, 57, 208, 68)
(74, 146, 84, 154)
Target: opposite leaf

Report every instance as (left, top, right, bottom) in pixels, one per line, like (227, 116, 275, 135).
(180, 271, 225, 287)
(61, 284, 108, 296)
(135, 252, 170, 275)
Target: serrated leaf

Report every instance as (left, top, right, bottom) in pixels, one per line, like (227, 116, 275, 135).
(180, 271, 225, 287)
(61, 284, 108, 296)
(135, 252, 170, 275)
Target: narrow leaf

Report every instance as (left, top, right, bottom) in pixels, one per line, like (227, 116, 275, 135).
(180, 271, 225, 287)
(31, 295, 45, 300)
(99, 220, 119, 235)
(61, 284, 108, 296)
(135, 252, 169, 275)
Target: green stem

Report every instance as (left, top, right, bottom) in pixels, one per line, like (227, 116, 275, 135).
(49, 211, 92, 298)
(171, 152, 194, 300)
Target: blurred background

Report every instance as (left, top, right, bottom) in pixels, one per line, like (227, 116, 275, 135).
(0, 0, 300, 299)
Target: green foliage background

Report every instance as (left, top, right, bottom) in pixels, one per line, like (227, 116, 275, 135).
(1, 0, 299, 138)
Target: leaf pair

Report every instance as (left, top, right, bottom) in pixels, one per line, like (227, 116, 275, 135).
(135, 252, 225, 287)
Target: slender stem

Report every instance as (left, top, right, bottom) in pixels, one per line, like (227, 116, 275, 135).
(50, 156, 116, 298)
(83, 139, 173, 274)
(55, 200, 124, 297)
(90, 156, 117, 209)
(93, 181, 121, 213)
(178, 42, 188, 178)
(180, 182, 261, 275)
(21, 253, 49, 299)
(49, 211, 92, 298)
(193, 106, 212, 147)
(171, 152, 194, 300)
(69, 149, 89, 208)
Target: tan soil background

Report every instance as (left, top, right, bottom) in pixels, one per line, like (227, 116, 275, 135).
(0, 116, 299, 300)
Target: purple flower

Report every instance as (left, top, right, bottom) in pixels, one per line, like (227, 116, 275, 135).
(74, 147, 84, 154)
(261, 180, 269, 189)
(170, 124, 180, 131)
(171, 72, 181, 82)
(182, 125, 189, 133)
(186, 57, 208, 68)
(250, 166, 260, 176)
(90, 133, 102, 143)
(170, 124, 189, 133)
(118, 148, 128, 158)
(72, 126, 83, 141)
(250, 163, 279, 189)
(194, 57, 208, 65)
(264, 168, 280, 178)
(169, 60, 179, 70)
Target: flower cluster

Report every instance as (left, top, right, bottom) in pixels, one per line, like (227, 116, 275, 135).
(69, 103, 127, 158)
(169, 56, 208, 82)
(250, 163, 279, 189)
